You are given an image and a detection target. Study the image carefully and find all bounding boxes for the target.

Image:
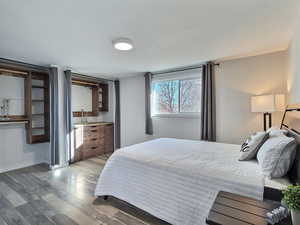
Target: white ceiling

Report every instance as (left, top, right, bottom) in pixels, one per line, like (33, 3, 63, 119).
(0, 0, 299, 78)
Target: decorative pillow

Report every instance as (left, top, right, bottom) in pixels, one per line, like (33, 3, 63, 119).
(257, 135, 297, 178)
(239, 132, 269, 161)
(267, 127, 288, 137)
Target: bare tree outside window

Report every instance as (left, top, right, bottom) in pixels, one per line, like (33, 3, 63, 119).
(153, 80, 179, 113)
(180, 79, 201, 113)
(152, 78, 201, 115)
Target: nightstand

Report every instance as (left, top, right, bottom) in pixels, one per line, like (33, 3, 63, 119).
(206, 191, 292, 225)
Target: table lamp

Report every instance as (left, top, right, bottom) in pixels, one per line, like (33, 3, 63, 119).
(251, 94, 285, 131)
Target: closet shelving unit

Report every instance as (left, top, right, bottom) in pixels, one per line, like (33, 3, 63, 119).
(98, 83, 108, 112)
(0, 66, 50, 144)
(26, 71, 50, 144)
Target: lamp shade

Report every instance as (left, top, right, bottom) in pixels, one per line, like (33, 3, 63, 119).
(251, 94, 285, 113)
(275, 94, 286, 111)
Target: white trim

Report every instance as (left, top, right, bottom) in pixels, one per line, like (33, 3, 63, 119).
(152, 113, 200, 119)
(152, 68, 202, 82)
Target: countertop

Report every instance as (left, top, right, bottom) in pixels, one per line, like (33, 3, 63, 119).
(73, 122, 113, 128)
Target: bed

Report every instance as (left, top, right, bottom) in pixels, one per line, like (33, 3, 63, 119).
(95, 138, 264, 225)
(95, 104, 300, 225)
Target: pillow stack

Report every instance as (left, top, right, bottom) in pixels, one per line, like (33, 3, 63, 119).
(239, 132, 269, 161)
(240, 127, 297, 179)
(257, 127, 296, 179)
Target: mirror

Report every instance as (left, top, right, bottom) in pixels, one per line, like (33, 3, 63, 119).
(71, 79, 99, 117)
(72, 85, 93, 112)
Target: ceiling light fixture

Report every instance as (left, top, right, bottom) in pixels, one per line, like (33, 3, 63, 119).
(113, 38, 133, 51)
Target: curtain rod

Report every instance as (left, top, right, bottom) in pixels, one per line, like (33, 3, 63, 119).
(152, 63, 220, 76)
(71, 72, 115, 82)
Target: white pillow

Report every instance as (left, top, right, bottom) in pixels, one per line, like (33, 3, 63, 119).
(266, 127, 288, 137)
(257, 135, 296, 179)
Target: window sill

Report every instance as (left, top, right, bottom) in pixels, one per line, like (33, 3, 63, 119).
(151, 113, 200, 119)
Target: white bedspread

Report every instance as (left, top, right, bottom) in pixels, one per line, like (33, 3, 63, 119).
(95, 138, 264, 225)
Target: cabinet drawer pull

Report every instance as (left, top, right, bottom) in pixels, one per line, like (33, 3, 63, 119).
(90, 130, 98, 132)
(91, 126, 97, 128)
(91, 146, 97, 150)
(91, 138, 97, 141)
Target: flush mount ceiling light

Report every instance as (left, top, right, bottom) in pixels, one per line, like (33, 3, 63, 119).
(113, 38, 133, 51)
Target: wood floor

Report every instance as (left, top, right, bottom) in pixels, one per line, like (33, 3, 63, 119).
(0, 155, 170, 225)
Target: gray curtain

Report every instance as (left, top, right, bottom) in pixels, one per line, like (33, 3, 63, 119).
(49, 67, 60, 166)
(64, 70, 73, 162)
(145, 72, 153, 135)
(114, 80, 121, 149)
(201, 62, 216, 141)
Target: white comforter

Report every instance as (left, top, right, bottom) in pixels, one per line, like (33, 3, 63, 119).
(95, 138, 264, 225)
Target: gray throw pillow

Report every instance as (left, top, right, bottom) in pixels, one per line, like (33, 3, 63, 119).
(239, 132, 269, 161)
(257, 134, 297, 179)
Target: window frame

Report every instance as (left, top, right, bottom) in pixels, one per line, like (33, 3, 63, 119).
(151, 76, 201, 118)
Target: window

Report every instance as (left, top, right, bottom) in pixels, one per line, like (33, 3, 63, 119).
(152, 76, 201, 117)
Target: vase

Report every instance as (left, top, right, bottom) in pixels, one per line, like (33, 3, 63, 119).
(291, 209, 300, 225)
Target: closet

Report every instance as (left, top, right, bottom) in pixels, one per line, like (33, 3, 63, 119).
(0, 66, 50, 144)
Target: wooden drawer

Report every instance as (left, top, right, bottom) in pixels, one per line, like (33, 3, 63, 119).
(81, 148, 96, 159)
(84, 126, 104, 138)
(83, 125, 104, 133)
(84, 136, 104, 145)
(94, 145, 105, 155)
(84, 141, 104, 149)
(81, 145, 104, 159)
(73, 124, 114, 162)
(104, 124, 114, 153)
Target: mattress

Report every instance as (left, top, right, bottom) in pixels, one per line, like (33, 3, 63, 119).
(264, 176, 291, 190)
(95, 138, 264, 225)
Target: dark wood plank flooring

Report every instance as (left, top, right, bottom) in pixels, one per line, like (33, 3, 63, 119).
(0, 155, 169, 225)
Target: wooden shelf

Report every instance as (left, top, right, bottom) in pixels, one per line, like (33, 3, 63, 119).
(0, 120, 29, 125)
(0, 68, 28, 77)
(32, 127, 44, 130)
(0, 121, 28, 125)
(27, 71, 50, 144)
(0, 116, 29, 125)
(72, 79, 99, 87)
(32, 85, 46, 89)
(99, 83, 108, 112)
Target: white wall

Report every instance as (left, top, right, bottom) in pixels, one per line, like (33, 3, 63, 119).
(287, 24, 300, 103)
(0, 75, 49, 173)
(216, 51, 288, 144)
(120, 75, 200, 147)
(56, 67, 68, 167)
(120, 51, 288, 146)
(120, 76, 152, 147)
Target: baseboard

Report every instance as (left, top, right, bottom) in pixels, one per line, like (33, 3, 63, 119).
(0, 160, 49, 173)
(49, 162, 69, 170)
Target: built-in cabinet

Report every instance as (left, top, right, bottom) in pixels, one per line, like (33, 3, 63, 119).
(0, 67, 50, 144)
(73, 123, 114, 162)
(72, 79, 109, 117)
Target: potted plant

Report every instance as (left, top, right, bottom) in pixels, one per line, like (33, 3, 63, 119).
(283, 185, 300, 225)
